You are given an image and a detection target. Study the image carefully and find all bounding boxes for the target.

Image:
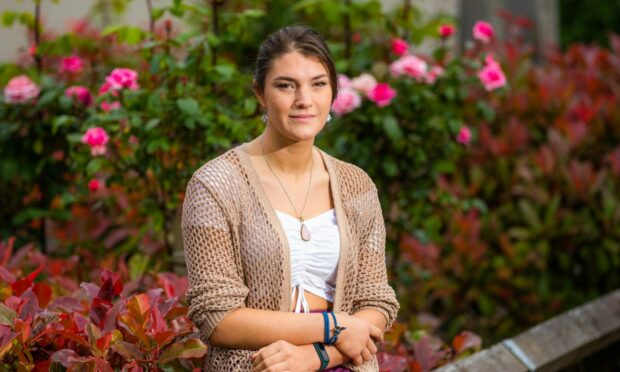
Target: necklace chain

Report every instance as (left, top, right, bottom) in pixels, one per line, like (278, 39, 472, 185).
(260, 136, 313, 223)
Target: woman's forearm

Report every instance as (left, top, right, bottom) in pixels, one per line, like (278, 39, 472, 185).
(209, 307, 388, 352)
(209, 308, 325, 349)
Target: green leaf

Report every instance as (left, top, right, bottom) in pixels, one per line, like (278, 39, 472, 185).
(129, 253, 149, 280)
(145, 118, 161, 131)
(0, 303, 16, 326)
(152, 7, 166, 21)
(382, 115, 403, 143)
(214, 64, 235, 80)
(177, 98, 202, 118)
(1, 11, 17, 27)
(52, 115, 76, 135)
(518, 199, 541, 230)
(159, 339, 207, 364)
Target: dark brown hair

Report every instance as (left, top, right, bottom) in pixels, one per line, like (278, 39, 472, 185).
(254, 25, 338, 103)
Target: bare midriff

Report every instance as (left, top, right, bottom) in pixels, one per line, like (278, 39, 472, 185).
(292, 289, 333, 312)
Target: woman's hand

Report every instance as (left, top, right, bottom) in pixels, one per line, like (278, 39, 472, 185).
(251, 340, 319, 372)
(331, 312, 382, 366)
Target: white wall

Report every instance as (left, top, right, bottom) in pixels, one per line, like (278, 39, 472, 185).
(0, 0, 171, 62)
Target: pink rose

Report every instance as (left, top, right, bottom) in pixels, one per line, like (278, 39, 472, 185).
(390, 55, 428, 81)
(391, 38, 409, 56)
(129, 135, 139, 145)
(473, 21, 494, 43)
(424, 66, 445, 84)
(331, 87, 361, 116)
(65, 86, 92, 106)
(456, 126, 472, 145)
(88, 179, 101, 192)
(351, 73, 377, 95)
(98, 82, 121, 111)
(81, 127, 109, 156)
(59, 55, 84, 75)
(477, 54, 506, 91)
(367, 83, 397, 107)
(105, 68, 139, 90)
(3, 75, 40, 104)
(337, 74, 352, 89)
(100, 101, 121, 112)
(439, 24, 455, 38)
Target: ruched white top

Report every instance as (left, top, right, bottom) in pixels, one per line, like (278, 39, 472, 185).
(275, 208, 340, 313)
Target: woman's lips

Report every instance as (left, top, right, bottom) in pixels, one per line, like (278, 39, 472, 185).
(289, 114, 316, 121)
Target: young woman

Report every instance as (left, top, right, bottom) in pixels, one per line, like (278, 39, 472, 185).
(182, 25, 399, 371)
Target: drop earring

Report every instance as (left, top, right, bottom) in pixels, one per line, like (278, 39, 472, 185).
(261, 112, 268, 123)
(326, 114, 332, 123)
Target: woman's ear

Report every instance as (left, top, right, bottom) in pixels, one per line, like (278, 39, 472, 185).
(252, 79, 266, 108)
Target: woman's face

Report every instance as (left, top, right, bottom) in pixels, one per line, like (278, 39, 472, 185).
(256, 51, 333, 143)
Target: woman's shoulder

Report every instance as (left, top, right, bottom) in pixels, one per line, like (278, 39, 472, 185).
(319, 148, 377, 195)
(188, 145, 246, 194)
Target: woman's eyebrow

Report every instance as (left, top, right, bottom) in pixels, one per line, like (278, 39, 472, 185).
(273, 74, 328, 82)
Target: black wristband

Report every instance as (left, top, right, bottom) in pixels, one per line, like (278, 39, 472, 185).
(313, 342, 330, 370)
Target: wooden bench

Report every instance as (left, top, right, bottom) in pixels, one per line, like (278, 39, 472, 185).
(436, 288, 620, 371)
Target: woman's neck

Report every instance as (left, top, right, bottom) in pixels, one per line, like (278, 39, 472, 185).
(250, 130, 315, 179)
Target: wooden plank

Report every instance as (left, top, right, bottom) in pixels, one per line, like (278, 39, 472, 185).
(435, 343, 527, 372)
(436, 289, 620, 371)
(509, 288, 620, 371)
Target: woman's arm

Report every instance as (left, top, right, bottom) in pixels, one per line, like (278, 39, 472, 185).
(211, 308, 383, 351)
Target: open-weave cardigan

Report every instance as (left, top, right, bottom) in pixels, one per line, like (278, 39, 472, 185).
(181, 143, 400, 371)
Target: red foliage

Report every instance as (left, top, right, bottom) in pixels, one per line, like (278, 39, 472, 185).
(0, 238, 206, 370)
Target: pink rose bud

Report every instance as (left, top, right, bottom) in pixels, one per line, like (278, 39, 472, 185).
(3, 75, 40, 104)
(65, 86, 92, 106)
(424, 66, 445, 84)
(439, 24, 455, 38)
(473, 21, 494, 43)
(367, 83, 397, 107)
(390, 55, 428, 81)
(477, 54, 507, 91)
(81, 127, 109, 156)
(456, 126, 472, 145)
(28, 44, 37, 57)
(59, 55, 84, 75)
(391, 38, 409, 56)
(331, 88, 361, 116)
(100, 101, 121, 112)
(351, 73, 378, 95)
(105, 68, 139, 90)
(88, 179, 101, 192)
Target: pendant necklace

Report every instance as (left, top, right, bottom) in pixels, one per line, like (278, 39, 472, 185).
(260, 136, 313, 242)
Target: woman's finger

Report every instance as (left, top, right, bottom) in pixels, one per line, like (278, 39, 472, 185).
(352, 354, 364, 366)
(253, 352, 287, 372)
(368, 324, 383, 342)
(361, 348, 372, 362)
(367, 338, 378, 354)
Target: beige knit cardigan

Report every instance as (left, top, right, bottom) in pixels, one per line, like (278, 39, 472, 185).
(181, 143, 400, 371)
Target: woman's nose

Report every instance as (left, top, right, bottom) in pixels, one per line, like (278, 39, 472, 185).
(293, 87, 312, 107)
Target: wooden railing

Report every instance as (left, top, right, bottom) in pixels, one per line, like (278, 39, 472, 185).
(436, 288, 620, 371)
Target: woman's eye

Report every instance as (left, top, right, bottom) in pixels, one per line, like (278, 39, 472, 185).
(277, 83, 295, 90)
(314, 81, 328, 87)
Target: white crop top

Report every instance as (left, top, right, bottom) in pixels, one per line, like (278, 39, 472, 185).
(275, 208, 340, 313)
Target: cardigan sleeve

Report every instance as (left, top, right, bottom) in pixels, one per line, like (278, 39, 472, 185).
(181, 174, 249, 343)
(351, 183, 400, 332)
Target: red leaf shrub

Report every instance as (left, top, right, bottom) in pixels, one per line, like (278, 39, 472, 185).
(0, 238, 206, 370)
